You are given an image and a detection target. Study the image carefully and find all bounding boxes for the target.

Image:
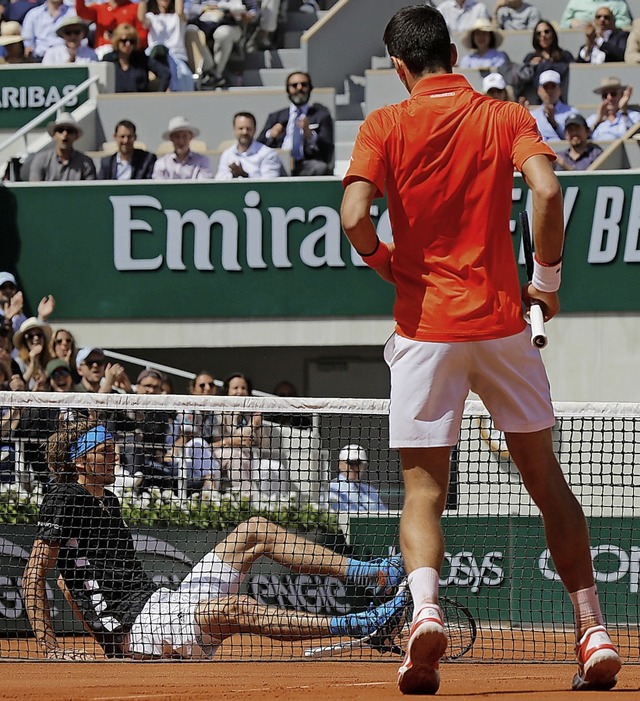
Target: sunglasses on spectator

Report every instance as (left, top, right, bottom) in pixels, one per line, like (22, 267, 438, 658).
(602, 90, 621, 98)
(63, 29, 83, 36)
(536, 29, 552, 36)
(51, 369, 71, 380)
(24, 332, 44, 342)
(54, 126, 78, 135)
(83, 358, 106, 367)
(288, 81, 310, 88)
(198, 381, 216, 389)
(595, 13, 612, 19)
(119, 38, 135, 44)
(55, 337, 72, 344)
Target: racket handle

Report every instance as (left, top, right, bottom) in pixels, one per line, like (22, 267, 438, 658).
(529, 303, 547, 349)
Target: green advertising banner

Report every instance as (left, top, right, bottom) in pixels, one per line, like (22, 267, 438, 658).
(0, 67, 89, 129)
(3, 173, 640, 320)
(349, 515, 640, 625)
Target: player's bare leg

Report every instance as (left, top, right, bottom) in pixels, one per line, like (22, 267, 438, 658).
(396, 447, 451, 695)
(505, 429, 621, 690)
(194, 590, 409, 644)
(214, 516, 403, 595)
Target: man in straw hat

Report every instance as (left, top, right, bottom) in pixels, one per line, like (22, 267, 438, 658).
(29, 113, 96, 181)
(42, 15, 97, 64)
(588, 75, 640, 140)
(152, 116, 213, 180)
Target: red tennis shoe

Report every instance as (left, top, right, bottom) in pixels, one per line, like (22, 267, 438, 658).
(397, 604, 448, 695)
(572, 625, 621, 691)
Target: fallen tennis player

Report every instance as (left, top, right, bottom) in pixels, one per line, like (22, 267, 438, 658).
(22, 421, 406, 660)
(341, 4, 621, 695)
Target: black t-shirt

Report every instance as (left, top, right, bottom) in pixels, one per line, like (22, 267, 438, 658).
(35, 483, 158, 655)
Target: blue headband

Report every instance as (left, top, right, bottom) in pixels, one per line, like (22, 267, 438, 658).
(70, 426, 113, 461)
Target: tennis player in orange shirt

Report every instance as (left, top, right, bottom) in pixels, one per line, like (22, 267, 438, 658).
(341, 5, 620, 695)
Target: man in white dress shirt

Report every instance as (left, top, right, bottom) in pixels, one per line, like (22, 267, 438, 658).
(325, 444, 388, 514)
(152, 116, 213, 180)
(215, 112, 283, 179)
(436, 0, 490, 33)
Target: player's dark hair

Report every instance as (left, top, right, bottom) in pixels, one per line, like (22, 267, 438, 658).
(115, 119, 137, 134)
(233, 111, 257, 128)
(383, 5, 452, 75)
(46, 419, 98, 483)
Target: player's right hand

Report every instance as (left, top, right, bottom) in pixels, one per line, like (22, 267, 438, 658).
(522, 284, 559, 321)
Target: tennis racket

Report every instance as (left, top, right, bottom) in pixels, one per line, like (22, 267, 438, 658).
(304, 583, 477, 660)
(519, 211, 547, 349)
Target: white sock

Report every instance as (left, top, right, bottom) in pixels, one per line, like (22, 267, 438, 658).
(570, 585, 604, 639)
(408, 566, 440, 614)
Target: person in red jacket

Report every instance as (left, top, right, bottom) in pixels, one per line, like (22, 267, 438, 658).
(75, 0, 147, 51)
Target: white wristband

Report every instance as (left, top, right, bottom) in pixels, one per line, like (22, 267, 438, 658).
(532, 258, 562, 293)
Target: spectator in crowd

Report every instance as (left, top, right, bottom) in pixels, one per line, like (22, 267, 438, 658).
(0, 318, 22, 380)
(30, 114, 96, 182)
(138, 0, 193, 92)
(531, 69, 578, 141)
(74, 347, 132, 394)
(325, 444, 388, 514)
(493, 0, 540, 30)
(41, 16, 97, 64)
(48, 328, 78, 380)
(258, 71, 334, 176)
(482, 72, 511, 100)
(215, 111, 283, 180)
(459, 19, 509, 69)
(13, 317, 52, 389)
(75, 0, 147, 56)
(152, 117, 213, 180)
(436, 0, 490, 32)
(161, 376, 174, 394)
(560, 0, 632, 29)
(98, 119, 157, 180)
(21, 0, 70, 60)
(102, 23, 170, 93)
(189, 370, 218, 396)
(517, 21, 575, 106)
(0, 21, 31, 64)
(1, 0, 43, 24)
(0, 272, 55, 333)
(46, 359, 75, 392)
(577, 6, 629, 62)
(189, 0, 257, 89)
(247, 0, 280, 50)
(588, 76, 640, 140)
(624, 18, 640, 61)
(554, 113, 604, 171)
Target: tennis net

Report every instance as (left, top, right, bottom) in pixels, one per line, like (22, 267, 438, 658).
(0, 391, 637, 663)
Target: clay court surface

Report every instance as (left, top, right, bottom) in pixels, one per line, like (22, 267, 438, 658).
(1, 660, 639, 701)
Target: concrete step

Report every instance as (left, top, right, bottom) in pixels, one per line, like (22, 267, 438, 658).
(334, 142, 356, 160)
(244, 48, 302, 71)
(335, 120, 362, 143)
(258, 67, 292, 87)
(371, 55, 391, 70)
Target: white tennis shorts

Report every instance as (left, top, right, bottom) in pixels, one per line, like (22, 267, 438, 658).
(384, 329, 555, 448)
(127, 553, 244, 658)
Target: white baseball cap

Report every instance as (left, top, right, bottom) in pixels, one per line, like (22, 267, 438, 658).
(0, 272, 17, 288)
(339, 444, 367, 463)
(76, 347, 105, 366)
(539, 70, 561, 87)
(482, 73, 507, 93)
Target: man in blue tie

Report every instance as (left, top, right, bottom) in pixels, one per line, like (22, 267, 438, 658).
(325, 444, 388, 514)
(257, 71, 334, 176)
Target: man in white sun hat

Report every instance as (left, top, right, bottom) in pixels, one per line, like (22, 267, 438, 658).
(152, 116, 213, 180)
(325, 444, 388, 514)
(42, 16, 97, 65)
(29, 113, 96, 181)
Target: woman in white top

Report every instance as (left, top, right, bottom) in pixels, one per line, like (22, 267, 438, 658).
(138, 0, 194, 91)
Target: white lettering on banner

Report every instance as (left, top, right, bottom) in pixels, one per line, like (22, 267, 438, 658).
(440, 550, 504, 593)
(588, 186, 624, 263)
(623, 185, 640, 263)
(0, 85, 79, 110)
(111, 195, 164, 270)
(538, 545, 640, 592)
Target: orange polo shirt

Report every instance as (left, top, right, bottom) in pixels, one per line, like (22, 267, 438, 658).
(344, 73, 556, 343)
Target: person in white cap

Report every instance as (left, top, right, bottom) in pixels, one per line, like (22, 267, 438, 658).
(482, 72, 510, 101)
(0, 272, 55, 334)
(29, 113, 96, 181)
(530, 69, 578, 141)
(588, 76, 640, 140)
(325, 444, 388, 514)
(152, 116, 213, 180)
(41, 16, 97, 65)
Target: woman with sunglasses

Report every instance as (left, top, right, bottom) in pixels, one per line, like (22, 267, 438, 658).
(12, 318, 53, 389)
(102, 22, 170, 92)
(48, 328, 79, 382)
(516, 20, 575, 106)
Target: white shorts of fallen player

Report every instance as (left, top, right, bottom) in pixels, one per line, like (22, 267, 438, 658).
(384, 329, 555, 448)
(127, 553, 243, 658)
